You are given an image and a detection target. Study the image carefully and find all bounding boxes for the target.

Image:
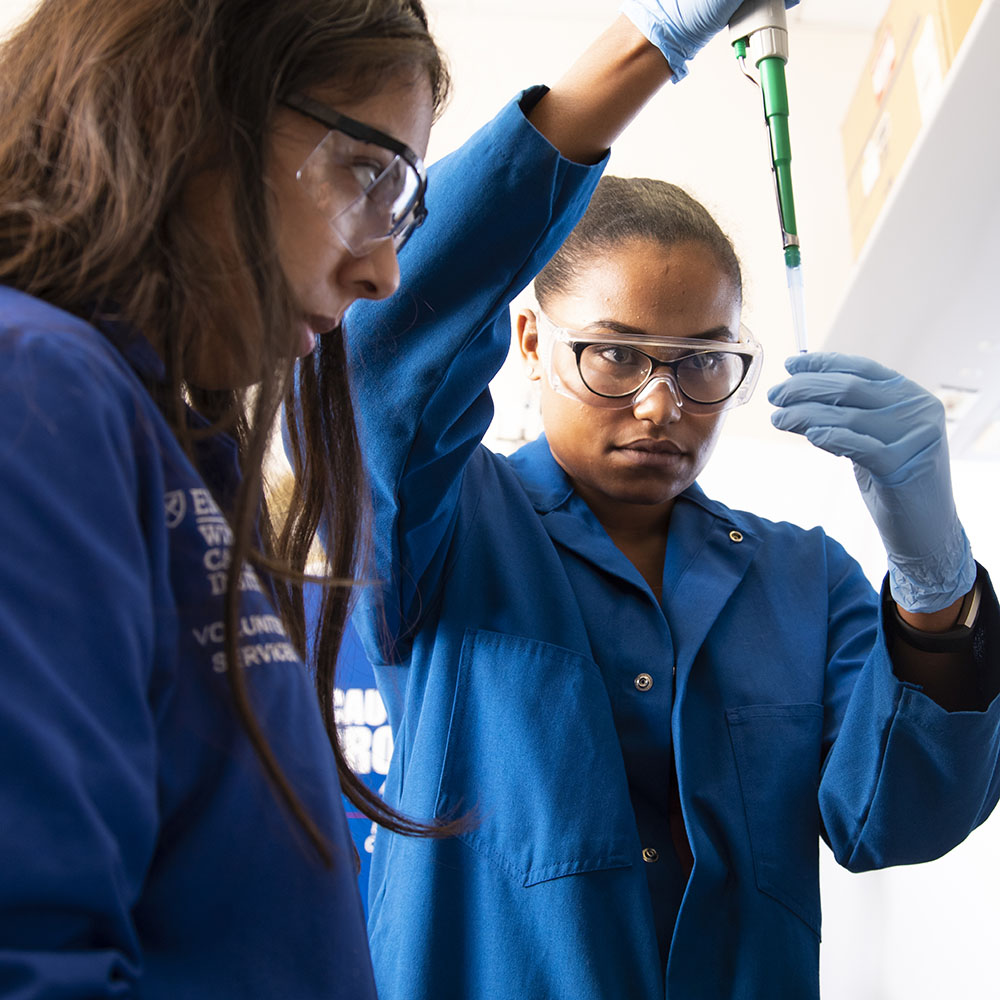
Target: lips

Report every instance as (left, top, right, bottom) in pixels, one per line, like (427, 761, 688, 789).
(617, 438, 683, 455)
(611, 438, 687, 470)
(306, 314, 340, 336)
(295, 314, 342, 358)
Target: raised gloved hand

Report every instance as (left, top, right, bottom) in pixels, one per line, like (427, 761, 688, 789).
(767, 352, 976, 613)
(620, 0, 800, 81)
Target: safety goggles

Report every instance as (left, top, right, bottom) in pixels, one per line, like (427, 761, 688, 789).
(535, 311, 762, 414)
(282, 92, 428, 257)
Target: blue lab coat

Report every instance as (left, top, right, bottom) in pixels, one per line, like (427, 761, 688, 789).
(0, 289, 376, 998)
(346, 91, 1000, 999)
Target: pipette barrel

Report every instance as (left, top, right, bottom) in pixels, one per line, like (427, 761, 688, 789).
(759, 56, 797, 239)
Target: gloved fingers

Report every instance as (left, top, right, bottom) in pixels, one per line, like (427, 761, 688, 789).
(770, 395, 939, 443)
(770, 400, 943, 477)
(769, 399, 869, 439)
(767, 369, 913, 411)
(769, 357, 943, 436)
(769, 350, 947, 474)
(794, 423, 892, 466)
(781, 351, 902, 382)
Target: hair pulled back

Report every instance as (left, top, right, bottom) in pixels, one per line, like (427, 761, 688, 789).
(535, 175, 742, 308)
(0, 0, 453, 863)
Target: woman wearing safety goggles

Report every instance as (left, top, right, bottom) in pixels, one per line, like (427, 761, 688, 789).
(341, 7, 1000, 996)
(0, 1, 443, 998)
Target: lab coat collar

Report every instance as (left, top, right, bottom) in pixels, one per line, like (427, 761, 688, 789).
(508, 434, 654, 595)
(510, 435, 765, 698)
(506, 434, 575, 512)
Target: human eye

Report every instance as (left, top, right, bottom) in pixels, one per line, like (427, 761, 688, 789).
(366, 158, 407, 210)
(683, 350, 725, 372)
(590, 344, 646, 370)
(679, 351, 742, 391)
(347, 158, 382, 192)
(325, 134, 391, 190)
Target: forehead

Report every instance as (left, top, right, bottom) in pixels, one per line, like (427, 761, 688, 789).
(550, 238, 740, 338)
(309, 73, 434, 159)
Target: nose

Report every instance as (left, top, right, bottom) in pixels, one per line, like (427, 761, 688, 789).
(340, 236, 401, 304)
(631, 374, 683, 425)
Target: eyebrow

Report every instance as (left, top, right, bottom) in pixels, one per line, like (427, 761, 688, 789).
(581, 320, 738, 343)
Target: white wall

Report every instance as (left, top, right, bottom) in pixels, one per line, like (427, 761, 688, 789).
(0, 0, 35, 36)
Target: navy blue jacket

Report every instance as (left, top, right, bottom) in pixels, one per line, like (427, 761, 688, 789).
(346, 92, 1000, 999)
(0, 288, 376, 998)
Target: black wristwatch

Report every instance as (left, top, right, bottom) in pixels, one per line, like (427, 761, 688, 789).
(888, 570, 983, 654)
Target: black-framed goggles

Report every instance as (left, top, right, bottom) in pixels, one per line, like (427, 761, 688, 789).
(282, 92, 428, 256)
(535, 310, 763, 414)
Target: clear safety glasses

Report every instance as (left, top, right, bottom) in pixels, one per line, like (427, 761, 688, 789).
(535, 311, 763, 414)
(282, 92, 428, 257)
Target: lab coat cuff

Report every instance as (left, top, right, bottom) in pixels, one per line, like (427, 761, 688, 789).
(513, 85, 613, 170)
(881, 562, 1000, 709)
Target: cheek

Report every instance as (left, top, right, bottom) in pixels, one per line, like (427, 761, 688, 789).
(689, 413, 726, 470)
(276, 192, 346, 292)
(267, 148, 346, 296)
(541, 394, 619, 466)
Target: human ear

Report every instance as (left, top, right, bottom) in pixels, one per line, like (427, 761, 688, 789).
(515, 308, 542, 380)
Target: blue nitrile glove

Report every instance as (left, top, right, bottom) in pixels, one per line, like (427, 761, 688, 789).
(620, 0, 800, 82)
(768, 352, 976, 613)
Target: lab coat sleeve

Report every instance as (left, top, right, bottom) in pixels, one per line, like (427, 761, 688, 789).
(0, 329, 158, 995)
(345, 88, 606, 658)
(818, 547, 1000, 872)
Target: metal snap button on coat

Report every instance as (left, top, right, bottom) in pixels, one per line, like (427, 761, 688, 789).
(729, 530, 744, 543)
(634, 673, 653, 692)
(642, 847, 659, 863)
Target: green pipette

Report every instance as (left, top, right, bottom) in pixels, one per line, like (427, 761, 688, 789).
(729, 0, 808, 353)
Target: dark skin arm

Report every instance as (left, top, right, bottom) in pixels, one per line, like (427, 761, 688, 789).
(527, 15, 672, 165)
(896, 598, 965, 633)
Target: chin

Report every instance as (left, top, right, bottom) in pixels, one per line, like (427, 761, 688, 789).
(617, 466, 692, 499)
(606, 479, 687, 508)
(627, 489, 685, 508)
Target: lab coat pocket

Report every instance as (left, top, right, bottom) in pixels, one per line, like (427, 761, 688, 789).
(726, 702, 824, 937)
(435, 628, 634, 887)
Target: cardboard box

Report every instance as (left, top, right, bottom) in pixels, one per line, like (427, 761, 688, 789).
(841, 0, 982, 256)
(941, 0, 982, 53)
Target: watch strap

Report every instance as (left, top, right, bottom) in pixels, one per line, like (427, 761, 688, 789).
(887, 569, 983, 654)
